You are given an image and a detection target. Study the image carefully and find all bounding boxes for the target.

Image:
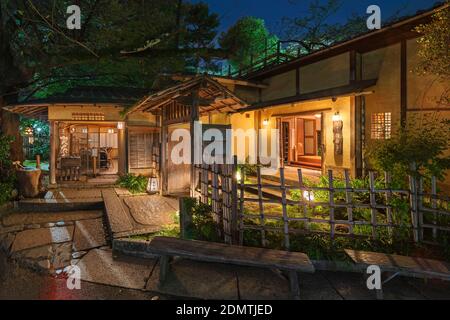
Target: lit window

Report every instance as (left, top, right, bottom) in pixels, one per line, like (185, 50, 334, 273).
(371, 112, 391, 140)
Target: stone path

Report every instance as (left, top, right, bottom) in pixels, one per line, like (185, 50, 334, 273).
(103, 189, 179, 239)
(0, 209, 105, 274)
(1, 187, 450, 300)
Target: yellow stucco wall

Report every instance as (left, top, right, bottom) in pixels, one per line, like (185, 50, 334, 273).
(407, 39, 449, 110)
(261, 70, 297, 101)
(300, 52, 350, 94)
(48, 105, 124, 121)
(228, 96, 355, 176)
(363, 44, 402, 139)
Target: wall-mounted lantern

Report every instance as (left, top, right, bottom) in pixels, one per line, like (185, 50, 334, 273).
(262, 119, 270, 126)
(117, 122, 125, 130)
(332, 112, 343, 155)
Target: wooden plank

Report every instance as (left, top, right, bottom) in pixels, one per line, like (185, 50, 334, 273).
(102, 189, 133, 234)
(345, 249, 450, 280)
(148, 237, 315, 273)
(401, 39, 407, 126)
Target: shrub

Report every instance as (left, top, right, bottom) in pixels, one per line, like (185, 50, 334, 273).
(117, 174, 148, 194)
(183, 198, 221, 242)
(366, 115, 450, 188)
(0, 135, 16, 205)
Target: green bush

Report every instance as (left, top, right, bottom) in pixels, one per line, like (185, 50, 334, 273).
(366, 115, 450, 188)
(117, 174, 148, 194)
(0, 135, 16, 205)
(183, 198, 221, 242)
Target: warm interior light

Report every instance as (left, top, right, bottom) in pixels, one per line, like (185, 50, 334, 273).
(303, 190, 315, 202)
(117, 122, 125, 130)
(315, 114, 322, 118)
(332, 112, 343, 122)
(236, 171, 242, 182)
(263, 119, 269, 126)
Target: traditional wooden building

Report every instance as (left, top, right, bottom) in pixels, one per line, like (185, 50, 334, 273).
(5, 86, 159, 185)
(5, 4, 449, 193)
(125, 3, 449, 193)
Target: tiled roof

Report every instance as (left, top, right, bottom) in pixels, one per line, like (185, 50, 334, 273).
(13, 86, 150, 106)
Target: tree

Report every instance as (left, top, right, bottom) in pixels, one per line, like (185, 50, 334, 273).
(0, 0, 223, 160)
(219, 17, 278, 70)
(414, 4, 450, 104)
(281, 0, 404, 55)
(180, 2, 220, 71)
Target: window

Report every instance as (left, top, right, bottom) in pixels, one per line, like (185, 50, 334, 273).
(371, 113, 392, 140)
(72, 113, 105, 121)
(129, 132, 154, 169)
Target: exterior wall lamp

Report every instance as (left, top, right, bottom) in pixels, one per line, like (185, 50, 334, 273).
(263, 119, 270, 126)
(332, 112, 343, 155)
(117, 122, 125, 130)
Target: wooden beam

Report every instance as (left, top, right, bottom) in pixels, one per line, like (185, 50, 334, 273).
(49, 121, 57, 185)
(160, 111, 168, 195)
(401, 39, 407, 127)
(190, 90, 200, 197)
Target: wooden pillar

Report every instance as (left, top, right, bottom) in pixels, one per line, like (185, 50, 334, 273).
(400, 40, 408, 127)
(190, 90, 200, 197)
(160, 110, 168, 195)
(118, 126, 127, 175)
(49, 120, 57, 185)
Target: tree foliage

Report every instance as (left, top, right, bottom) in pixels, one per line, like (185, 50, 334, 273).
(366, 114, 450, 187)
(414, 5, 450, 105)
(0, 0, 221, 99)
(281, 0, 405, 55)
(219, 17, 278, 69)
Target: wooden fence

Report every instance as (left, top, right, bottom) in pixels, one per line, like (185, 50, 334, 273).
(193, 160, 238, 244)
(192, 164, 450, 250)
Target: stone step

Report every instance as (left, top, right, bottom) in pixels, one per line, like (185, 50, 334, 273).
(18, 198, 104, 213)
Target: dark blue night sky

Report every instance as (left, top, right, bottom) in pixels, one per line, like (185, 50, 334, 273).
(197, 0, 438, 35)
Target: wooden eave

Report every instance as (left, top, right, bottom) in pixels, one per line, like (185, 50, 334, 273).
(241, 79, 378, 112)
(126, 75, 250, 117)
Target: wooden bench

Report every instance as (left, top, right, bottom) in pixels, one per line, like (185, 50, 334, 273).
(345, 249, 450, 299)
(148, 237, 315, 299)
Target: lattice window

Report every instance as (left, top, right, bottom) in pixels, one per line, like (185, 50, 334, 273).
(371, 112, 392, 140)
(129, 132, 154, 169)
(72, 113, 105, 121)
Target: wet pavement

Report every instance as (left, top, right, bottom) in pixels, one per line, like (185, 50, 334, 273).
(0, 251, 166, 300)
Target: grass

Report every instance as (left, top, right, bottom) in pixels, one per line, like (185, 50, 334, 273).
(23, 160, 49, 171)
(129, 211, 180, 241)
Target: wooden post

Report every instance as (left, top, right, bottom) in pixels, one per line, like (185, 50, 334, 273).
(92, 156, 97, 177)
(118, 125, 127, 175)
(256, 166, 266, 247)
(384, 172, 394, 237)
(160, 110, 168, 195)
(35, 154, 41, 170)
(344, 170, 354, 236)
(431, 176, 438, 240)
(231, 156, 239, 244)
(190, 89, 200, 197)
(280, 167, 290, 250)
(328, 170, 336, 240)
(369, 171, 377, 239)
(49, 120, 57, 185)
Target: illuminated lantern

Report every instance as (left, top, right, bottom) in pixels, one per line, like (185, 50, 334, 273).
(147, 177, 159, 194)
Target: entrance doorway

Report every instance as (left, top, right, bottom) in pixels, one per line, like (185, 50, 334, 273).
(57, 123, 119, 181)
(280, 113, 323, 170)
